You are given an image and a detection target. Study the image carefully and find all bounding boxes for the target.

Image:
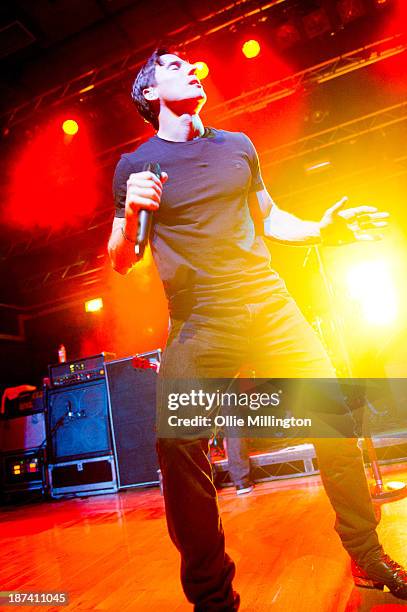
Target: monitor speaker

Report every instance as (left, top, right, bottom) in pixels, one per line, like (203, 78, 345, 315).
(105, 356, 159, 488)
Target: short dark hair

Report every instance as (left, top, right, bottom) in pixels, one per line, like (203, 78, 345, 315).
(131, 48, 171, 130)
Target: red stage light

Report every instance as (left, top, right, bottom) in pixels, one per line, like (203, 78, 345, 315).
(62, 119, 79, 135)
(242, 39, 261, 59)
(7, 118, 98, 231)
(337, 0, 365, 23)
(302, 9, 331, 39)
(273, 22, 301, 49)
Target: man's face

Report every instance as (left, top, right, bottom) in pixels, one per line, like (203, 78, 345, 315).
(144, 53, 207, 114)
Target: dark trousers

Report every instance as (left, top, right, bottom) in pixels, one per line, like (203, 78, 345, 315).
(225, 436, 251, 488)
(156, 294, 381, 610)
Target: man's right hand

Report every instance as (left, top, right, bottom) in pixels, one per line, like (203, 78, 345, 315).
(108, 169, 168, 274)
(125, 170, 168, 220)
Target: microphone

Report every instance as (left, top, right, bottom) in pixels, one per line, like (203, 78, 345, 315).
(136, 162, 162, 257)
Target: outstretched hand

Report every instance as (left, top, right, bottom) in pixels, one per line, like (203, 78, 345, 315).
(319, 196, 389, 246)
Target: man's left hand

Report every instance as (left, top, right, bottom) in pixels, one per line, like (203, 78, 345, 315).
(319, 196, 389, 246)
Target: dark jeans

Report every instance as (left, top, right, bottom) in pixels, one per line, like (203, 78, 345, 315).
(156, 294, 381, 610)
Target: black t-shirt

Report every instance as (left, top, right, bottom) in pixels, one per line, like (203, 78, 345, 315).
(113, 128, 286, 318)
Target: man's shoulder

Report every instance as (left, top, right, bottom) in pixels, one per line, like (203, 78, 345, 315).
(211, 127, 247, 141)
(210, 128, 252, 150)
(121, 135, 160, 165)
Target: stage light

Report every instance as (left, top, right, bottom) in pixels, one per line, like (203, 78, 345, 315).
(272, 23, 301, 49)
(194, 61, 209, 80)
(346, 260, 398, 326)
(303, 8, 331, 39)
(85, 298, 103, 313)
(242, 39, 261, 59)
(62, 119, 79, 135)
(337, 0, 365, 24)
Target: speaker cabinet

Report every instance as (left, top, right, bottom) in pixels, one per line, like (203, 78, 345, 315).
(47, 380, 112, 462)
(105, 356, 159, 488)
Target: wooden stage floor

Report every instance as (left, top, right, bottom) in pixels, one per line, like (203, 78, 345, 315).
(1, 465, 406, 612)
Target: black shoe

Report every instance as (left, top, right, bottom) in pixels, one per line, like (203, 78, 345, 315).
(351, 552, 407, 600)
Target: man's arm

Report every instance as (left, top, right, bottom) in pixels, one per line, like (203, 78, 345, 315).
(108, 216, 140, 275)
(108, 169, 167, 275)
(252, 189, 389, 246)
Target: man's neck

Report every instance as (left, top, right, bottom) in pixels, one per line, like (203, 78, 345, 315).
(157, 112, 204, 142)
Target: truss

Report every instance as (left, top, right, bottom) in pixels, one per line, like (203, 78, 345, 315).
(1, 0, 287, 130)
(2, 95, 406, 261)
(260, 100, 407, 168)
(21, 253, 107, 295)
(95, 34, 406, 169)
(206, 35, 406, 122)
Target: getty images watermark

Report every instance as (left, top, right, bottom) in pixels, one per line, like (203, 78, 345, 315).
(166, 389, 312, 430)
(157, 377, 407, 439)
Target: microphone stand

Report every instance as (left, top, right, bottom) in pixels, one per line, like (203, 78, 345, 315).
(307, 246, 406, 503)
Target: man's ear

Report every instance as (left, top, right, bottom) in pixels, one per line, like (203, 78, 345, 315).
(143, 86, 158, 101)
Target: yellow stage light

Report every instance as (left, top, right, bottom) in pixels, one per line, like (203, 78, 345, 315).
(62, 119, 79, 135)
(85, 297, 103, 313)
(346, 260, 398, 326)
(194, 61, 209, 80)
(242, 39, 261, 59)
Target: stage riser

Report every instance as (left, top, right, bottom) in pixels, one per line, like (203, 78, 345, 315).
(213, 439, 407, 487)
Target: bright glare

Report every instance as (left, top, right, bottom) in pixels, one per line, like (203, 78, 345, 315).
(242, 39, 261, 59)
(194, 61, 209, 80)
(85, 297, 103, 313)
(346, 260, 398, 325)
(386, 481, 406, 491)
(305, 160, 331, 173)
(62, 119, 79, 135)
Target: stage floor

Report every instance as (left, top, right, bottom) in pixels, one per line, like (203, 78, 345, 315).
(1, 465, 406, 612)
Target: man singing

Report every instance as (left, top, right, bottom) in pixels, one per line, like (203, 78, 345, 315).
(108, 48, 407, 609)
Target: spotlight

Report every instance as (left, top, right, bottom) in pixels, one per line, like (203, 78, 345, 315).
(302, 8, 331, 39)
(85, 297, 103, 313)
(272, 22, 301, 49)
(194, 61, 209, 80)
(346, 260, 398, 326)
(337, 0, 365, 24)
(242, 39, 261, 59)
(62, 119, 79, 135)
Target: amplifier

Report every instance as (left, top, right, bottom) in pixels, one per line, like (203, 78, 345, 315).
(2, 389, 44, 418)
(0, 412, 46, 454)
(49, 352, 115, 388)
(1, 449, 46, 495)
(46, 349, 162, 496)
